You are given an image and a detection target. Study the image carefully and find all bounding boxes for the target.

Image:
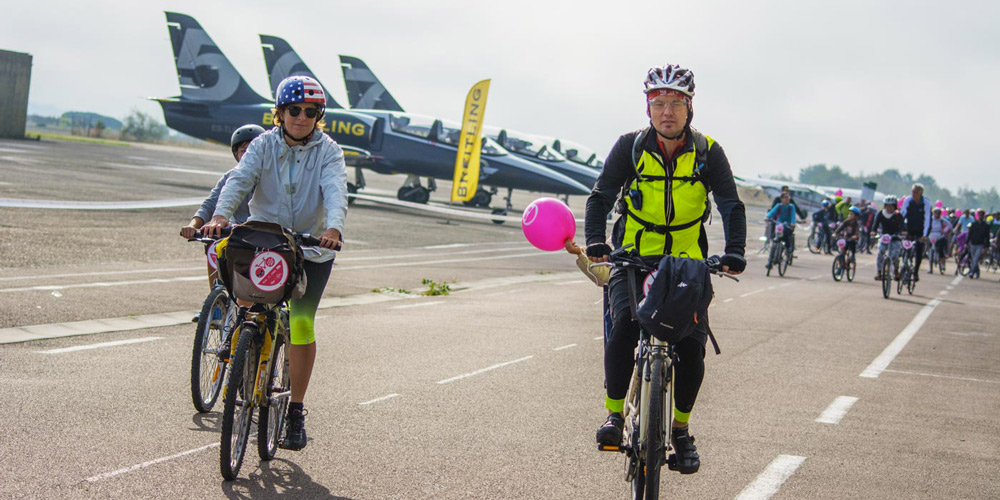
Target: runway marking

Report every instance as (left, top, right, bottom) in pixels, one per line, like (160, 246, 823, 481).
(359, 393, 400, 406)
(740, 288, 766, 298)
(108, 162, 223, 177)
(0, 276, 205, 293)
(724, 298, 734, 303)
(807, 274, 824, 280)
(593, 336, 603, 341)
(436, 356, 533, 384)
(946, 331, 993, 338)
(553, 344, 577, 351)
(0, 197, 205, 210)
(391, 301, 444, 310)
(946, 285, 955, 290)
(734, 455, 807, 500)
(341, 245, 531, 262)
(860, 298, 944, 379)
(553, 280, 588, 286)
(939, 290, 949, 295)
(421, 242, 523, 249)
(0, 266, 203, 282)
(37, 337, 162, 354)
(85, 442, 219, 482)
(950, 275, 962, 286)
(883, 369, 1000, 385)
(485, 290, 520, 297)
(815, 396, 859, 424)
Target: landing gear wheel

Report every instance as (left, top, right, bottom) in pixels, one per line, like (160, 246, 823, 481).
(346, 182, 358, 206)
(397, 186, 430, 204)
(491, 208, 508, 225)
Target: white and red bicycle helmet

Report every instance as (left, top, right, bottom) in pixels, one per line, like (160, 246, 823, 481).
(643, 64, 696, 97)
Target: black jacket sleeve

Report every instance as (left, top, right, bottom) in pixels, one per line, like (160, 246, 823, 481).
(703, 142, 747, 256)
(584, 133, 637, 246)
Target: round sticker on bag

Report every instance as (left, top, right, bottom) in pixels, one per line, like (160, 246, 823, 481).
(206, 241, 219, 270)
(880, 234, 891, 244)
(642, 270, 658, 297)
(250, 251, 288, 292)
(902, 240, 914, 250)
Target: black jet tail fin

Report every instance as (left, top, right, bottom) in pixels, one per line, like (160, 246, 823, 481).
(259, 35, 342, 109)
(164, 12, 268, 104)
(339, 55, 404, 111)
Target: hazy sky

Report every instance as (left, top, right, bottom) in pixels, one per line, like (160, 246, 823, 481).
(4, 0, 997, 192)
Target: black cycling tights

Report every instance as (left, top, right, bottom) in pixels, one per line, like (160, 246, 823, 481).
(605, 270, 706, 415)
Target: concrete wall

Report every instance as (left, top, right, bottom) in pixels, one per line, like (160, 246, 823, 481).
(0, 50, 32, 139)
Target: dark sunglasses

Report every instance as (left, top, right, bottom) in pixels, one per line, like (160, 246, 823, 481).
(286, 105, 320, 119)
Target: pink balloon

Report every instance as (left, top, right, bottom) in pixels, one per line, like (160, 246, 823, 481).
(522, 197, 576, 251)
(897, 198, 904, 208)
(835, 189, 843, 196)
(935, 200, 943, 208)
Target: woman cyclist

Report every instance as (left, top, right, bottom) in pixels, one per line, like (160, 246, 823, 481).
(203, 75, 348, 451)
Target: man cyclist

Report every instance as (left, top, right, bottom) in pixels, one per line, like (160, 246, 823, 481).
(585, 63, 747, 474)
(769, 185, 807, 221)
(180, 124, 265, 294)
(968, 208, 990, 279)
(203, 75, 348, 451)
(871, 195, 905, 280)
(900, 183, 932, 281)
(928, 207, 953, 272)
(766, 191, 799, 266)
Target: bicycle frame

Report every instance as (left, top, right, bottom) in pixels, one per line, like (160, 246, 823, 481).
(228, 305, 289, 410)
(622, 335, 674, 464)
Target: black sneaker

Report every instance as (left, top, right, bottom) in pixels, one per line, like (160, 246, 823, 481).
(191, 313, 200, 323)
(668, 427, 700, 474)
(280, 408, 308, 451)
(596, 413, 624, 447)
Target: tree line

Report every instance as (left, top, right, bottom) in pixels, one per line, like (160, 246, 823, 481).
(778, 164, 999, 211)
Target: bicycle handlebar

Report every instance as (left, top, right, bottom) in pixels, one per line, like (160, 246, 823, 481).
(590, 244, 740, 282)
(187, 226, 327, 249)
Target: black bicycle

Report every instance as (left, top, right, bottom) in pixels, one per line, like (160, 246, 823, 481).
(874, 234, 899, 299)
(593, 245, 737, 500)
(831, 238, 856, 282)
(188, 229, 237, 413)
(766, 222, 794, 277)
(897, 238, 917, 295)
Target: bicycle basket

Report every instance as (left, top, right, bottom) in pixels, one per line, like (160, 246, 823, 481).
(217, 221, 307, 303)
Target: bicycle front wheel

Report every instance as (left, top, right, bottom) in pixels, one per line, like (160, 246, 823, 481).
(643, 357, 666, 500)
(192, 287, 230, 413)
(847, 254, 856, 282)
(258, 330, 289, 460)
(832, 255, 844, 282)
(778, 245, 789, 277)
(881, 259, 891, 299)
(220, 323, 259, 481)
(808, 232, 820, 254)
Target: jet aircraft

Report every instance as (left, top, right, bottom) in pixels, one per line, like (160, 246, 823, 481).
(258, 36, 590, 213)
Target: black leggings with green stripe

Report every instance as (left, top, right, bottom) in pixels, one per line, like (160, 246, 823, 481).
(289, 259, 333, 345)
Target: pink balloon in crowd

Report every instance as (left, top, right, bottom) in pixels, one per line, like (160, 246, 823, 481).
(521, 197, 577, 251)
(835, 189, 843, 197)
(934, 200, 943, 208)
(897, 198, 904, 208)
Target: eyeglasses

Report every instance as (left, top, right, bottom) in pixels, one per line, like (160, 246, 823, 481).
(286, 105, 320, 119)
(648, 99, 688, 112)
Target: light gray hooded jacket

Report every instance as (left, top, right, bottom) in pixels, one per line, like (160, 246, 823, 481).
(214, 127, 348, 263)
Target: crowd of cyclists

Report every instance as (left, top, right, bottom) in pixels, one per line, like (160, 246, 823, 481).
(763, 183, 1000, 282)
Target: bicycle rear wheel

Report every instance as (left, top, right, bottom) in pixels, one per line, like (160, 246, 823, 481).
(643, 357, 666, 500)
(766, 243, 778, 276)
(832, 255, 844, 282)
(881, 259, 891, 299)
(846, 254, 856, 282)
(192, 287, 230, 413)
(897, 266, 907, 295)
(258, 329, 289, 460)
(808, 231, 820, 254)
(220, 323, 259, 481)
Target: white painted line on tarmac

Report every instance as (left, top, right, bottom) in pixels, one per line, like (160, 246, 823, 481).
(0, 197, 205, 210)
(553, 344, 577, 351)
(740, 288, 766, 298)
(593, 336, 603, 341)
(0, 266, 202, 282)
(341, 245, 531, 262)
(38, 337, 163, 354)
(883, 369, 1000, 385)
(734, 455, 807, 500)
(807, 274, 824, 280)
(391, 301, 444, 310)
(724, 298, 734, 303)
(946, 331, 993, 338)
(553, 280, 588, 286)
(815, 396, 859, 424)
(939, 290, 949, 295)
(359, 393, 400, 406)
(437, 356, 533, 384)
(860, 298, 943, 379)
(85, 442, 219, 482)
(0, 276, 204, 293)
(946, 285, 955, 290)
(950, 275, 962, 286)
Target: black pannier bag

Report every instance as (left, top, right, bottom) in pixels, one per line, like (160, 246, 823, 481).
(217, 221, 307, 304)
(636, 255, 713, 344)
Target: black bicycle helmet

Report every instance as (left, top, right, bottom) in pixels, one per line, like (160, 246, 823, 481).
(230, 124, 266, 159)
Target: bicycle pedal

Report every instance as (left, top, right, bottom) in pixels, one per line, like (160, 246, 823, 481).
(666, 453, 678, 470)
(598, 445, 623, 453)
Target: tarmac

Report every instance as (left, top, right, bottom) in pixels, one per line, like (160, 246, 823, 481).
(0, 137, 998, 500)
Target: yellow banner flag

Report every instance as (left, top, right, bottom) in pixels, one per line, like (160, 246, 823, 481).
(451, 79, 490, 202)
